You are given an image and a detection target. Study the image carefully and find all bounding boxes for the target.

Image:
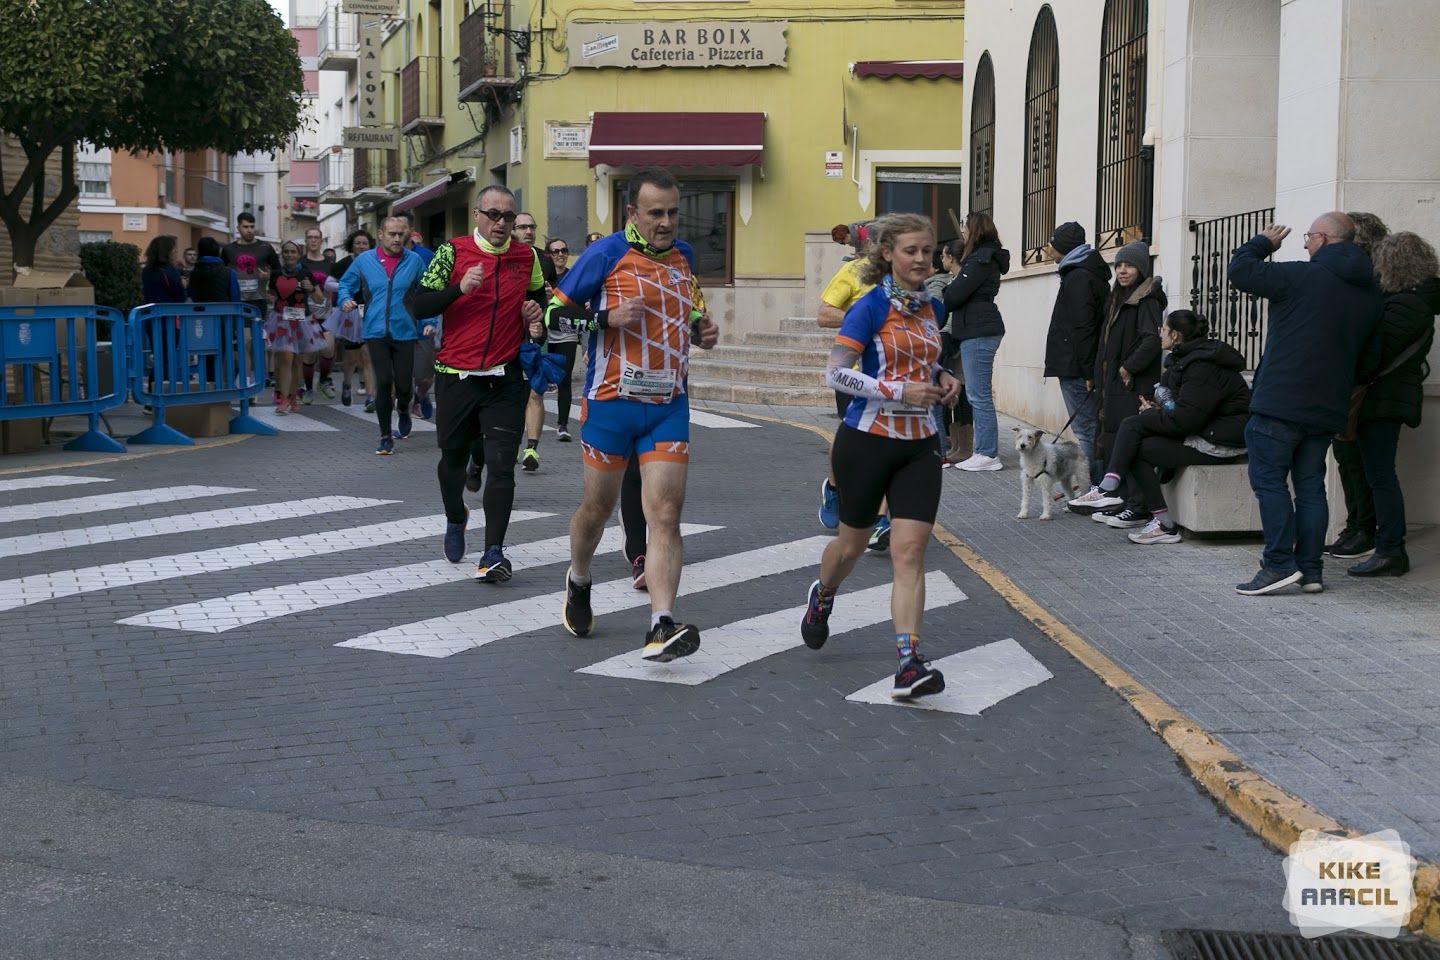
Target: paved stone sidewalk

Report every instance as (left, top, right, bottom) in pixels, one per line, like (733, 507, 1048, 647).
(706, 399, 1440, 863)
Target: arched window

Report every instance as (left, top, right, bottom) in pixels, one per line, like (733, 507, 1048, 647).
(1095, 0, 1149, 249)
(969, 52, 996, 217)
(1022, 6, 1060, 265)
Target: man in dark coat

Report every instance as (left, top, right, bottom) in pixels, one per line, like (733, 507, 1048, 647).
(1227, 212, 1383, 596)
(1043, 221, 1111, 485)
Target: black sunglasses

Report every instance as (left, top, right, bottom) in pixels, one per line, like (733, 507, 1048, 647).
(477, 208, 517, 223)
(548, 246, 569, 254)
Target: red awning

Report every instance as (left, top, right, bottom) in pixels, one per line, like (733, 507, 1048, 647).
(852, 60, 964, 81)
(391, 170, 471, 215)
(588, 113, 765, 168)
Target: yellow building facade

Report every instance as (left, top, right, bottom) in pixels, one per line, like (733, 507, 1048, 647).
(372, 0, 963, 332)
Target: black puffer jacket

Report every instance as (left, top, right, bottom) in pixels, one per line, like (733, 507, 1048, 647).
(1137, 338, 1252, 447)
(1095, 276, 1165, 441)
(1357, 276, 1438, 428)
(1043, 249, 1111, 379)
(942, 240, 1010, 342)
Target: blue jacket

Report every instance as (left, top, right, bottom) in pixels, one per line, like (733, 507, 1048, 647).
(1228, 236, 1383, 434)
(336, 248, 427, 341)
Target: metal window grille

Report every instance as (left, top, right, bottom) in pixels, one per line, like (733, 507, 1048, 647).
(1188, 208, 1274, 370)
(1022, 6, 1060, 266)
(969, 52, 996, 218)
(1095, 0, 1148, 250)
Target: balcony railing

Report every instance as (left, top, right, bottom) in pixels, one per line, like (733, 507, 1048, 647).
(317, 5, 358, 72)
(318, 151, 353, 200)
(401, 56, 445, 133)
(1189, 207, 1274, 370)
(352, 149, 399, 194)
(185, 175, 229, 217)
(458, 5, 519, 102)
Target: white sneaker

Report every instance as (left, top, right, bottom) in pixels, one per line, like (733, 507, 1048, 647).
(1068, 486, 1124, 510)
(1128, 519, 1182, 544)
(955, 453, 1003, 472)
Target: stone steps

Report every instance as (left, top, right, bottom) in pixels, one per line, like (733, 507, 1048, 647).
(686, 316, 834, 408)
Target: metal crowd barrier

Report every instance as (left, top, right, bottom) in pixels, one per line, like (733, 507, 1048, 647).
(128, 303, 276, 445)
(0, 305, 129, 452)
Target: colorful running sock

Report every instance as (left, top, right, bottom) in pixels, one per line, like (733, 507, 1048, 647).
(652, 610, 673, 629)
(1099, 473, 1121, 493)
(896, 632, 919, 662)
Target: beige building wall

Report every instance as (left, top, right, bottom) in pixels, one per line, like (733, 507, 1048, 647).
(78, 150, 232, 254)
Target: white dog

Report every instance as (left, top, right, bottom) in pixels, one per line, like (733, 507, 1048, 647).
(1013, 427, 1088, 520)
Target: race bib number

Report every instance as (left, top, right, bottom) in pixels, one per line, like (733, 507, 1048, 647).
(283, 307, 306, 321)
(617, 363, 677, 399)
(879, 402, 931, 416)
(238, 277, 261, 298)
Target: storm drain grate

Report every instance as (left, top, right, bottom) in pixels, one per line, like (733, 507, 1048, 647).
(1163, 930, 1440, 960)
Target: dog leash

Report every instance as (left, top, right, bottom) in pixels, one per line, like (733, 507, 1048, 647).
(1049, 388, 1093, 442)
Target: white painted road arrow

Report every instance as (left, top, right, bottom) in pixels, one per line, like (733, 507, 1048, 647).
(846, 638, 1054, 715)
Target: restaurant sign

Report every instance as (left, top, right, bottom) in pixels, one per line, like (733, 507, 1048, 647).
(569, 21, 787, 69)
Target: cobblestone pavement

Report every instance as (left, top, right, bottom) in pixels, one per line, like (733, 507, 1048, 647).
(710, 400, 1440, 863)
(1, 396, 1299, 954)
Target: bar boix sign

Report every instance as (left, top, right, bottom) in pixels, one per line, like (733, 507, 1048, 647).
(569, 20, 787, 69)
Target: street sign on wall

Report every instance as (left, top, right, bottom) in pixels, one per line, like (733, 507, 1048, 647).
(358, 17, 384, 126)
(342, 0, 397, 14)
(343, 127, 401, 150)
(544, 121, 591, 159)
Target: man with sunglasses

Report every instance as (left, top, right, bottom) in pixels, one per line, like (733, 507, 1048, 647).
(407, 185, 547, 582)
(549, 167, 720, 663)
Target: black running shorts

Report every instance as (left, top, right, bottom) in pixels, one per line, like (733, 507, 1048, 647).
(434, 364, 527, 452)
(830, 424, 943, 529)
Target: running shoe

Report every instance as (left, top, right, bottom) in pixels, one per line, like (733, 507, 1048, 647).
(273, 390, 282, 406)
(955, 453, 1003, 472)
(1068, 487, 1123, 512)
(556, 426, 572, 442)
(275, 399, 290, 417)
(818, 480, 840, 530)
(475, 545, 512, 583)
(341, 382, 352, 406)
(465, 463, 484, 493)
(1128, 518, 1182, 545)
(892, 658, 946, 700)
(1235, 567, 1302, 596)
(419, 394, 434, 420)
(375, 436, 394, 456)
(868, 516, 891, 552)
(319, 381, 336, 400)
(443, 508, 468, 563)
(302, 388, 314, 405)
(631, 555, 647, 591)
(395, 412, 413, 440)
(1091, 506, 1125, 524)
(562, 568, 593, 637)
(642, 616, 701, 663)
(364, 397, 376, 414)
(800, 580, 834, 650)
(1103, 508, 1153, 529)
(1301, 575, 1325, 594)
(521, 447, 540, 472)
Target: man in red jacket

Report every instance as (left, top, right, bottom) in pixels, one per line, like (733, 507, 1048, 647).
(408, 185, 546, 582)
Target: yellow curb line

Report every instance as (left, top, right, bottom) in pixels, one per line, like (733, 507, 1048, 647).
(0, 434, 251, 476)
(734, 407, 1440, 938)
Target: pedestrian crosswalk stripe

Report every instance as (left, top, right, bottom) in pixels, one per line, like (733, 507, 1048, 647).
(0, 512, 454, 613)
(327, 402, 437, 432)
(0, 475, 114, 493)
(117, 512, 623, 633)
(578, 571, 967, 685)
(244, 405, 340, 431)
(0, 485, 251, 526)
(337, 534, 833, 659)
(0, 495, 395, 561)
(542, 397, 756, 430)
(845, 638, 1054, 715)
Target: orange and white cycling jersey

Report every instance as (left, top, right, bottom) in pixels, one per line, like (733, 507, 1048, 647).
(551, 229, 697, 405)
(835, 284, 945, 441)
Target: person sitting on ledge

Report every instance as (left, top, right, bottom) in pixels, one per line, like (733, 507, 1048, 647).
(1069, 309, 1251, 546)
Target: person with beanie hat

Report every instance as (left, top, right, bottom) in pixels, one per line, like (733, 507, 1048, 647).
(1043, 221, 1111, 486)
(1087, 240, 1165, 529)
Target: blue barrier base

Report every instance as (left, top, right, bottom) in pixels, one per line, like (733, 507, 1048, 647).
(229, 413, 277, 436)
(64, 430, 126, 454)
(129, 422, 194, 446)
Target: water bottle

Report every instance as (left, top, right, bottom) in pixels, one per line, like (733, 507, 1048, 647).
(1153, 384, 1176, 412)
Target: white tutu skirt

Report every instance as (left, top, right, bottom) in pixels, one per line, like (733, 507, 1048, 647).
(325, 305, 365, 344)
